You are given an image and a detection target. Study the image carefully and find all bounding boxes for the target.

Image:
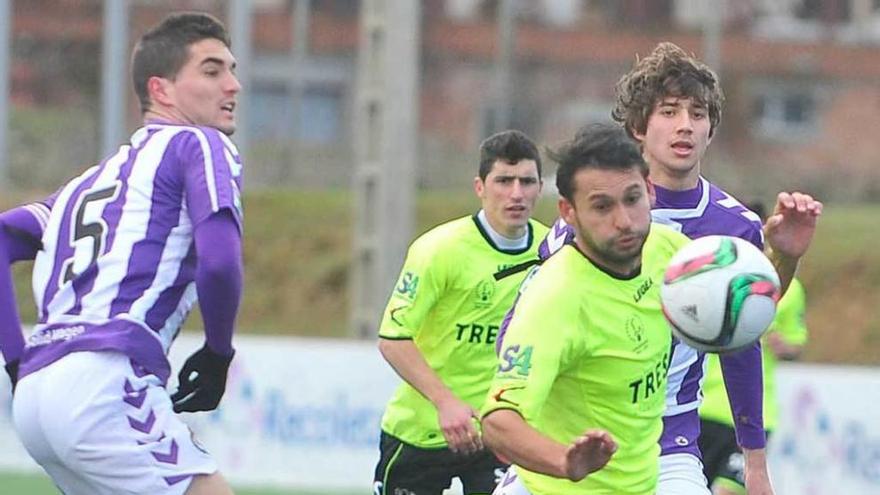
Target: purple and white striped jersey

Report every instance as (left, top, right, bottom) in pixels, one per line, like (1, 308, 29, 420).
(19, 123, 242, 384)
(532, 177, 767, 453)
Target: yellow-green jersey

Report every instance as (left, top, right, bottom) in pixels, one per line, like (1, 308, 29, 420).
(700, 278, 808, 430)
(379, 214, 549, 448)
(483, 224, 689, 495)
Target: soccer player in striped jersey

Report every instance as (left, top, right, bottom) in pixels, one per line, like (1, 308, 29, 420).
(0, 13, 241, 495)
(523, 43, 822, 495)
(373, 130, 548, 495)
(483, 123, 691, 495)
(699, 202, 810, 495)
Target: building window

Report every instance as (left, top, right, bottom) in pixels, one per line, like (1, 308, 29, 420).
(298, 87, 344, 144)
(251, 83, 344, 144)
(751, 85, 819, 140)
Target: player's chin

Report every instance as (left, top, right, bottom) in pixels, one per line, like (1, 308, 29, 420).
(214, 117, 237, 136)
(504, 211, 530, 227)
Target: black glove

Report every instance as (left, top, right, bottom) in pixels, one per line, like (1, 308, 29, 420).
(4, 359, 19, 393)
(170, 346, 234, 413)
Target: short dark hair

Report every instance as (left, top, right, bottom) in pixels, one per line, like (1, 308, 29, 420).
(550, 123, 647, 202)
(612, 42, 724, 140)
(131, 12, 231, 114)
(478, 130, 542, 180)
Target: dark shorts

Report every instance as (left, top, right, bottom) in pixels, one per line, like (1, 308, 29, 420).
(699, 419, 772, 489)
(373, 431, 509, 495)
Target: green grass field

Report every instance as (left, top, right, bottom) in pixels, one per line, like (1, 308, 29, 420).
(0, 470, 360, 495)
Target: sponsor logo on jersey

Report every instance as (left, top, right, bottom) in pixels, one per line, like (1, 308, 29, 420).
(390, 305, 409, 327)
(455, 322, 499, 345)
(499, 344, 534, 377)
(633, 276, 654, 303)
(492, 385, 526, 407)
(395, 271, 419, 300)
(473, 278, 496, 308)
(628, 350, 670, 404)
(625, 315, 649, 353)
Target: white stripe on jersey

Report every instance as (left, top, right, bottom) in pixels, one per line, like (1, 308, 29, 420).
(650, 178, 712, 232)
(196, 129, 219, 212)
(664, 342, 707, 416)
(32, 165, 102, 320)
(160, 283, 197, 346)
(24, 203, 51, 230)
(717, 191, 766, 245)
(217, 132, 241, 163)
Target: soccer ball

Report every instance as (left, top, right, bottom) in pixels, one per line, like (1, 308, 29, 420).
(660, 235, 781, 353)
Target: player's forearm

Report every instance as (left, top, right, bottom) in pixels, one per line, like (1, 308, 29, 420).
(767, 247, 798, 295)
(483, 409, 569, 479)
(718, 342, 766, 449)
(194, 211, 242, 357)
(0, 238, 25, 364)
(378, 338, 458, 406)
(0, 206, 45, 262)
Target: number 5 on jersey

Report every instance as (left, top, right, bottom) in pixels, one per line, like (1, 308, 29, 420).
(60, 183, 121, 286)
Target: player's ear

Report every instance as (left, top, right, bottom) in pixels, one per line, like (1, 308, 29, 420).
(147, 76, 174, 108)
(558, 196, 575, 225)
(473, 176, 484, 198)
(646, 176, 656, 208)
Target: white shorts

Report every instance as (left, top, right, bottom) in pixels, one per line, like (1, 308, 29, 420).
(491, 466, 531, 495)
(12, 351, 217, 495)
(657, 453, 711, 495)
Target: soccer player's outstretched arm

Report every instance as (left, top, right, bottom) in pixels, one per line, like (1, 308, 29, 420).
(0, 203, 50, 390)
(719, 322, 772, 494)
(171, 209, 242, 413)
(483, 409, 617, 481)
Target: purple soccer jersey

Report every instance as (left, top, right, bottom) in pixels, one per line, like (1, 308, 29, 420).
(652, 178, 766, 453)
(19, 123, 243, 384)
(500, 177, 767, 455)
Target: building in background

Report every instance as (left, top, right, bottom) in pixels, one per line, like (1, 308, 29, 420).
(6, 0, 880, 199)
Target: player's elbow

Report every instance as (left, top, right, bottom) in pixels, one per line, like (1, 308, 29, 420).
(481, 410, 510, 453)
(377, 337, 401, 361)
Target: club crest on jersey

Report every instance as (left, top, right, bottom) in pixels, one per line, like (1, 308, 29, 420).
(625, 315, 649, 353)
(395, 272, 419, 300)
(472, 278, 496, 308)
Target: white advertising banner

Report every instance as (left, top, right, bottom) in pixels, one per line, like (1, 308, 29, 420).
(167, 334, 399, 491)
(0, 334, 399, 492)
(770, 363, 880, 495)
(2, 337, 879, 494)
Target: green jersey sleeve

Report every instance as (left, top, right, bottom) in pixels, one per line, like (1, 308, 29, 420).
(378, 237, 447, 339)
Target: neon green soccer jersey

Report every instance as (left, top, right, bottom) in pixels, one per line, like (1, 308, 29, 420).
(700, 278, 808, 430)
(483, 223, 689, 495)
(379, 214, 549, 448)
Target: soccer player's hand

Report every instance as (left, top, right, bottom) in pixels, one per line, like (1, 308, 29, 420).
(764, 191, 823, 260)
(170, 345, 234, 413)
(437, 396, 483, 455)
(564, 430, 618, 481)
(4, 359, 18, 393)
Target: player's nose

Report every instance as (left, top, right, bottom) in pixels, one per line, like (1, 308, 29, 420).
(225, 73, 242, 94)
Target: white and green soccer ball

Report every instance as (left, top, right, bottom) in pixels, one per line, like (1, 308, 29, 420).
(661, 235, 781, 354)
